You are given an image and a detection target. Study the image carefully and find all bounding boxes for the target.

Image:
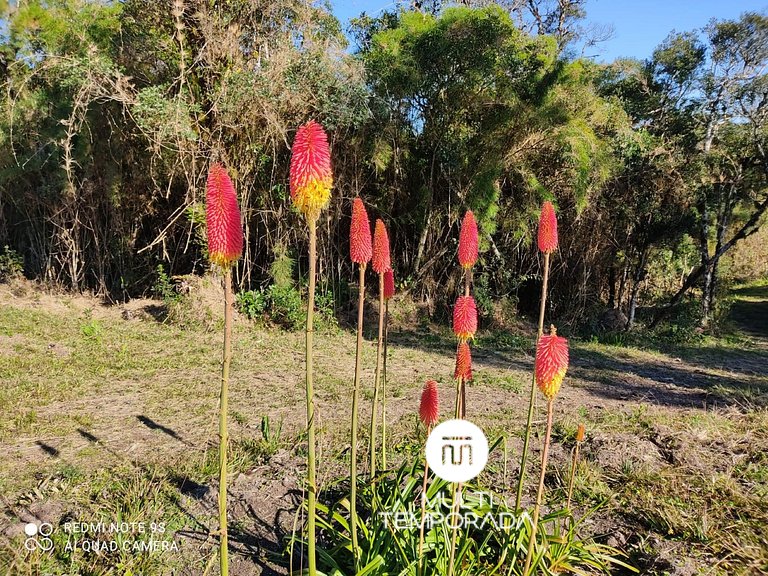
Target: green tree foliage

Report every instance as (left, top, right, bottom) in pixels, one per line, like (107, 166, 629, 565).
(0, 1, 765, 331)
(354, 6, 626, 312)
(0, 0, 368, 293)
(601, 13, 768, 328)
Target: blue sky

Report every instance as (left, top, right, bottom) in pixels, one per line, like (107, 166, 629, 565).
(332, 0, 768, 61)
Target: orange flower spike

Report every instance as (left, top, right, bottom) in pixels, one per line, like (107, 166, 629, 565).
(206, 163, 244, 269)
(289, 121, 333, 221)
(350, 198, 372, 264)
(384, 268, 395, 300)
(453, 296, 478, 342)
(576, 423, 586, 443)
(419, 380, 440, 428)
(454, 341, 473, 381)
(372, 219, 391, 274)
(535, 325, 569, 399)
(458, 210, 479, 268)
(537, 201, 558, 254)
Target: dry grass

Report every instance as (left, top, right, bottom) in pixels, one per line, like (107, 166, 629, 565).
(0, 278, 766, 575)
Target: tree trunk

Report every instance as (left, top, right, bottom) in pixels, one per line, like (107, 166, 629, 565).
(626, 249, 648, 331)
(616, 262, 629, 311)
(608, 261, 616, 309)
(700, 259, 714, 328)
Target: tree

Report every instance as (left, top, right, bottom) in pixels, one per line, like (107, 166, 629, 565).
(602, 13, 768, 328)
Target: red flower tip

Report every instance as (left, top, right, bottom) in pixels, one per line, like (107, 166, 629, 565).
(537, 201, 558, 254)
(289, 120, 333, 221)
(350, 198, 372, 264)
(206, 163, 243, 268)
(372, 219, 391, 274)
(384, 268, 395, 300)
(454, 341, 473, 381)
(419, 380, 440, 428)
(458, 210, 479, 268)
(453, 296, 478, 342)
(535, 325, 569, 399)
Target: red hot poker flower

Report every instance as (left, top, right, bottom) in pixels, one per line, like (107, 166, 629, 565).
(206, 163, 243, 269)
(372, 219, 391, 274)
(384, 268, 395, 300)
(289, 121, 333, 221)
(453, 296, 478, 342)
(454, 341, 473, 381)
(535, 325, 569, 399)
(419, 380, 440, 428)
(350, 198, 372, 265)
(537, 201, 558, 254)
(458, 210, 479, 268)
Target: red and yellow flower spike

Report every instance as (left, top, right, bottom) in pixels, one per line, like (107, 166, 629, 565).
(419, 380, 440, 428)
(350, 198, 372, 265)
(372, 219, 391, 274)
(537, 201, 558, 254)
(289, 121, 333, 222)
(454, 341, 473, 381)
(458, 210, 479, 269)
(453, 296, 478, 342)
(206, 163, 243, 269)
(383, 268, 395, 300)
(535, 325, 569, 399)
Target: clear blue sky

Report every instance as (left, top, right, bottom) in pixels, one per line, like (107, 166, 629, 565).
(332, 0, 768, 61)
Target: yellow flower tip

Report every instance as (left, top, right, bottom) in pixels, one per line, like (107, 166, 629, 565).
(539, 368, 566, 399)
(292, 177, 333, 222)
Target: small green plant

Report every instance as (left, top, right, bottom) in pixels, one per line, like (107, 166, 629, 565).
(236, 289, 268, 320)
(80, 317, 104, 343)
(268, 283, 304, 330)
(0, 246, 23, 281)
(259, 415, 284, 456)
(152, 264, 181, 304)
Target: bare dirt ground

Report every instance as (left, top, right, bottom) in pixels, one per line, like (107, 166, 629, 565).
(0, 277, 766, 575)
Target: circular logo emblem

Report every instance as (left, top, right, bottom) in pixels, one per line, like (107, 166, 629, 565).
(426, 419, 489, 483)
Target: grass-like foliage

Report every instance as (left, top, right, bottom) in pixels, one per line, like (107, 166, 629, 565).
(291, 452, 634, 576)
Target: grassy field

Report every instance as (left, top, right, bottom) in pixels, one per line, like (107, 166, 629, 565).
(0, 278, 767, 575)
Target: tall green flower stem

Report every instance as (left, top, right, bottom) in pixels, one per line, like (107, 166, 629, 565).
(382, 299, 389, 471)
(448, 372, 465, 576)
(447, 481, 462, 576)
(458, 269, 472, 417)
(349, 263, 366, 568)
(454, 375, 464, 419)
(522, 398, 555, 576)
(516, 251, 550, 512)
(566, 426, 585, 514)
(218, 268, 233, 576)
(417, 424, 432, 576)
(369, 271, 385, 478)
(305, 218, 318, 576)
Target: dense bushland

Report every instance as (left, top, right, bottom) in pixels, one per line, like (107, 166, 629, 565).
(1, 0, 767, 330)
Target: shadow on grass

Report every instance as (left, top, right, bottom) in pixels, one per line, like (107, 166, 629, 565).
(571, 345, 768, 409)
(35, 440, 59, 457)
(136, 415, 191, 445)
